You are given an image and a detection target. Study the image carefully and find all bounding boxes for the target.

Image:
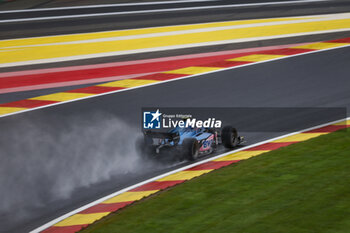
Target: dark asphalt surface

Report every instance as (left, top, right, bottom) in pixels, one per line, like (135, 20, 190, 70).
(0, 0, 251, 20)
(0, 0, 322, 10)
(1, 1, 350, 232)
(0, 44, 349, 233)
(2, 0, 350, 40)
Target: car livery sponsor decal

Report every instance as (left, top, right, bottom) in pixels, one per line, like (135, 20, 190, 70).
(200, 134, 214, 151)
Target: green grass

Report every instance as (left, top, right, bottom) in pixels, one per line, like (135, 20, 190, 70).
(82, 130, 350, 233)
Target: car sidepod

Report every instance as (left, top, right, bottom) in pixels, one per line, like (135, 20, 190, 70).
(197, 133, 215, 152)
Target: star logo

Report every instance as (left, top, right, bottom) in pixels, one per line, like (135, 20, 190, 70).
(143, 109, 162, 129)
(151, 109, 162, 122)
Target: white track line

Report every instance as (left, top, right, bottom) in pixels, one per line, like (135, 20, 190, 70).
(0, 0, 329, 23)
(4, 13, 350, 49)
(0, 12, 340, 42)
(0, 0, 217, 14)
(2, 28, 350, 68)
(1, 43, 350, 120)
(29, 116, 350, 233)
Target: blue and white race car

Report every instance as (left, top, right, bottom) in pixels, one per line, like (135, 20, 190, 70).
(137, 125, 244, 161)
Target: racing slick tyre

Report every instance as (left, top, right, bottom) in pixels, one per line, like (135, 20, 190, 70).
(222, 126, 238, 148)
(182, 138, 199, 161)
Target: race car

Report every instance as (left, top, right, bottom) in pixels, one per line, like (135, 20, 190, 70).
(137, 125, 244, 161)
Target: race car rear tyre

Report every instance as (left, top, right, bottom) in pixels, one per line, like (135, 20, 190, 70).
(182, 138, 199, 161)
(222, 126, 238, 148)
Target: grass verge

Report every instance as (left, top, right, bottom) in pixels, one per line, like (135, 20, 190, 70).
(82, 130, 350, 233)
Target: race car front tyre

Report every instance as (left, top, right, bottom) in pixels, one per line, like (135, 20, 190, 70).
(182, 138, 199, 161)
(222, 126, 238, 148)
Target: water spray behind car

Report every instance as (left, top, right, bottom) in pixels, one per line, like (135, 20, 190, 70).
(0, 113, 167, 220)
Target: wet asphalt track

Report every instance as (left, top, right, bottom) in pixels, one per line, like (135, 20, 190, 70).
(1, 0, 350, 232)
(2, 0, 350, 40)
(0, 45, 350, 233)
